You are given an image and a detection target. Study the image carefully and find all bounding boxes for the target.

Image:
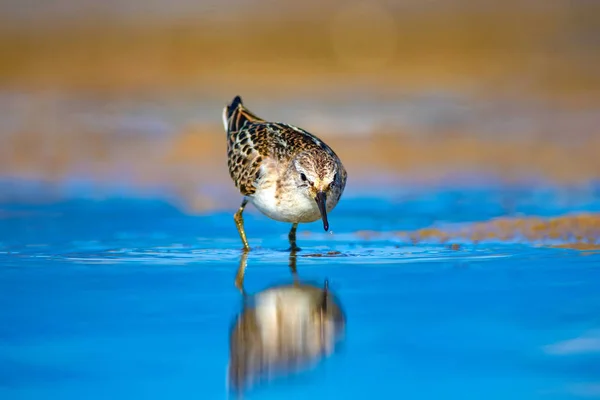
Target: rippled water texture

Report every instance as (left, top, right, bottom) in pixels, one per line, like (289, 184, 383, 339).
(1, 182, 599, 399)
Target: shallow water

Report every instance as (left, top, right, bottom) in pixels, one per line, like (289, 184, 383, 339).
(1, 183, 599, 400)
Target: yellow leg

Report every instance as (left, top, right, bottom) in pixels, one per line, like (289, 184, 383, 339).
(234, 251, 249, 295)
(288, 223, 301, 252)
(234, 198, 250, 252)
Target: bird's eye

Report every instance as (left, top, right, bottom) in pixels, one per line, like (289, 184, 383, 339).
(300, 173, 307, 182)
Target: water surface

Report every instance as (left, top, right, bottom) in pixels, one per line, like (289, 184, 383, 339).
(1, 184, 599, 399)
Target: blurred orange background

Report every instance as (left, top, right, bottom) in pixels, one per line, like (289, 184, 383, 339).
(0, 0, 599, 212)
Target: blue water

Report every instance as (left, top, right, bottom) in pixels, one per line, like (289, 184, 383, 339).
(1, 184, 599, 399)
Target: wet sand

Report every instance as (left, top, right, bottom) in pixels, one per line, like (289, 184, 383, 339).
(356, 212, 600, 250)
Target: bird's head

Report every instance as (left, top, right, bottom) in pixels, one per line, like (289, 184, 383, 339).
(292, 151, 343, 231)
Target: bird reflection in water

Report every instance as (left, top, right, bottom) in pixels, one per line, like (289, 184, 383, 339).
(228, 251, 346, 395)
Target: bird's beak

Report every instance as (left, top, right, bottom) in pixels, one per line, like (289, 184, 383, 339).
(315, 191, 329, 231)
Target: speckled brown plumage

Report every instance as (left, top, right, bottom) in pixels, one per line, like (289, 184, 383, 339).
(222, 95, 347, 251)
(226, 118, 346, 197)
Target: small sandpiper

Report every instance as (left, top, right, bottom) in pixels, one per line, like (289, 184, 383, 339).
(222, 96, 347, 251)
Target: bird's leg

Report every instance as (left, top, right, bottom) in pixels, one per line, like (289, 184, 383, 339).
(234, 251, 249, 295)
(233, 198, 250, 252)
(287, 223, 301, 252)
(288, 249, 299, 286)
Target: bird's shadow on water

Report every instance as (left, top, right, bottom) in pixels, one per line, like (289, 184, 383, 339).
(227, 250, 347, 398)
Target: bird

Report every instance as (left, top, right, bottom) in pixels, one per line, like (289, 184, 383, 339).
(222, 95, 347, 251)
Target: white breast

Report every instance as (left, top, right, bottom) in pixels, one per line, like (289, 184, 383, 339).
(250, 164, 322, 224)
(252, 185, 321, 223)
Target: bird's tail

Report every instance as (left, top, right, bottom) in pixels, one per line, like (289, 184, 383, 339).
(222, 96, 264, 133)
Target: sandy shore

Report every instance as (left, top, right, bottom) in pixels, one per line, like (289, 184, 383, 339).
(353, 212, 600, 250)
